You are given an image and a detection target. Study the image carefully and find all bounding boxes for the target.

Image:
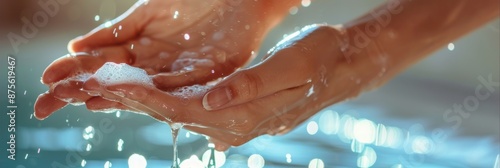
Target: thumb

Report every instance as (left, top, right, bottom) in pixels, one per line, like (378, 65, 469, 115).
(68, 1, 149, 52)
(201, 24, 340, 111)
(201, 49, 314, 111)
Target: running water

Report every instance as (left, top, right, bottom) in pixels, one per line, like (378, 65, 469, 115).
(170, 123, 183, 168)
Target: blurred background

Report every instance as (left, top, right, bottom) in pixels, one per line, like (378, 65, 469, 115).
(0, 0, 498, 167)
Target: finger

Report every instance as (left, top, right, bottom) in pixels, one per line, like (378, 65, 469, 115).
(34, 92, 68, 120)
(68, 1, 149, 52)
(104, 79, 311, 137)
(185, 125, 260, 147)
(200, 51, 312, 111)
(82, 78, 168, 119)
(201, 25, 340, 111)
(52, 80, 92, 104)
(42, 46, 131, 84)
(152, 46, 237, 89)
(153, 66, 217, 90)
(85, 97, 128, 112)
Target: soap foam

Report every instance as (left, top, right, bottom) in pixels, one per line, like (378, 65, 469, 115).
(171, 58, 215, 71)
(93, 62, 153, 86)
(170, 85, 212, 98)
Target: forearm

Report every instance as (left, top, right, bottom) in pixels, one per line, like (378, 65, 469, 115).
(343, 0, 499, 81)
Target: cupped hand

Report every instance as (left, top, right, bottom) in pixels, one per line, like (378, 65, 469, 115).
(34, 0, 282, 119)
(79, 25, 390, 150)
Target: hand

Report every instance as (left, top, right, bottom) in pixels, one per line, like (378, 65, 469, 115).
(79, 25, 390, 150)
(34, 0, 283, 119)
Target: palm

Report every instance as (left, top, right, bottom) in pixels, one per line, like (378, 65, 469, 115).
(77, 0, 269, 86)
(34, 0, 272, 119)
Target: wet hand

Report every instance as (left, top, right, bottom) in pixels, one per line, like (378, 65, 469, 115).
(34, 0, 279, 119)
(79, 25, 389, 150)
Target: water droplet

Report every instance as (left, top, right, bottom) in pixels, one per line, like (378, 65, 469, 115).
(116, 111, 121, 118)
(159, 52, 170, 59)
(289, 7, 298, 15)
(447, 43, 455, 51)
(173, 11, 179, 19)
(202, 149, 226, 167)
(306, 86, 315, 97)
(212, 31, 224, 41)
(140, 37, 151, 46)
(104, 161, 112, 168)
(245, 25, 250, 30)
(117, 139, 124, 151)
(185, 132, 190, 138)
(104, 21, 113, 28)
(128, 154, 147, 168)
(30, 114, 33, 119)
(308, 158, 324, 168)
(306, 121, 318, 135)
(118, 25, 122, 30)
(24, 90, 27, 95)
(285, 153, 292, 163)
(81, 159, 87, 167)
(248, 154, 265, 168)
(130, 44, 135, 50)
(184, 33, 190, 40)
(37, 148, 40, 153)
(86, 144, 92, 151)
(83, 126, 95, 140)
(301, 0, 311, 7)
(24, 154, 28, 159)
(94, 15, 100, 21)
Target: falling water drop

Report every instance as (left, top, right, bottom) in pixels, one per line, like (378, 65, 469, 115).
(285, 153, 292, 163)
(447, 43, 455, 51)
(171, 123, 183, 168)
(94, 15, 100, 21)
(86, 144, 92, 151)
(83, 126, 95, 140)
(81, 159, 87, 167)
(117, 139, 124, 152)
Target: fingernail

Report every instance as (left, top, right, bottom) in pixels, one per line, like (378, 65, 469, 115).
(202, 87, 232, 110)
